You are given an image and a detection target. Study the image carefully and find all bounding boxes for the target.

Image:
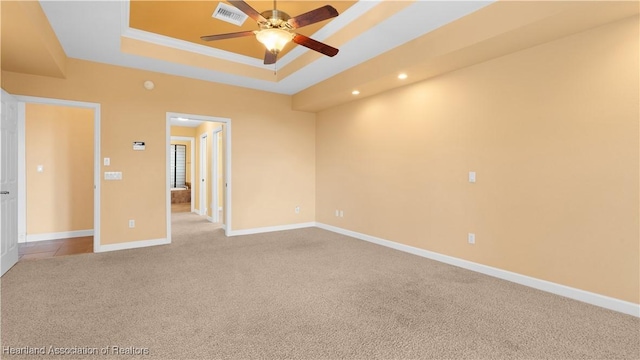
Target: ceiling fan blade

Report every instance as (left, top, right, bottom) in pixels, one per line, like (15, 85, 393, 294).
(228, 0, 267, 23)
(288, 5, 338, 29)
(293, 34, 339, 57)
(264, 50, 277, 65)
(200, 30, 256, 41)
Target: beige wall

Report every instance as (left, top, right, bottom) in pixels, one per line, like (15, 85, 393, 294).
(170, 125, 195, 138)
(316, 17, 639, 303)
(25, 103, 94, 234)
(2, 58, 316, 244)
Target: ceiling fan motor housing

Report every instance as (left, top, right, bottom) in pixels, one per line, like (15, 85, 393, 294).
(260, 10, 293, 29)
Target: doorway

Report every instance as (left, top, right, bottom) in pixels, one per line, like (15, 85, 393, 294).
(169, 136, 195, 214)
(14, 95, 101, 257)
(166, 112, 232, 241)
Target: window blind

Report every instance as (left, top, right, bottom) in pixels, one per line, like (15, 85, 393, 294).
(170, 144, 186, 188)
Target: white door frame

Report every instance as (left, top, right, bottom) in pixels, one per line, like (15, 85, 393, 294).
(211, 126, 223, 223)
(170, 136, 195, 213)
(166, 112, 232, 239)
(199, 133, 207, 216)
(15, 95, 101, 252)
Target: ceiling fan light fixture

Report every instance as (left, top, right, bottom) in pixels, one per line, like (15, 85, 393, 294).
(256, 28, 294, 53)
(201, 1, 340, 64)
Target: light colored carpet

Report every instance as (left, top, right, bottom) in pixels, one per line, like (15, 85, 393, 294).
(1, 211, 638, 359)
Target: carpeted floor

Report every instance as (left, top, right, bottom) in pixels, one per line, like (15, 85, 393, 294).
(1, 212, 638, 359)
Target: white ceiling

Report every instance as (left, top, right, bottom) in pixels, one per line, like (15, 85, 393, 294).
(39, 0, 494, 95)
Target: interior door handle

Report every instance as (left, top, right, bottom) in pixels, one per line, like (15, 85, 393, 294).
(0, 191, 9, 195)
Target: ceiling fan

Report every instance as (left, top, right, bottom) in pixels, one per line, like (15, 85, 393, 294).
(201, 0, 340, 65)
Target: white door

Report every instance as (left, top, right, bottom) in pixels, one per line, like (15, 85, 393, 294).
(199, 134, 207, 216)
(1, 90, 19, 276)
(211, 126, 222, 223)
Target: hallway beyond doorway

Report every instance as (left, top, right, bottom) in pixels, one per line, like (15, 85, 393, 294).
(171, 203, 191, 213)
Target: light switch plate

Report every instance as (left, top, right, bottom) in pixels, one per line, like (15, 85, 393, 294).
(469, 171, 476, 183)
(104, 171, 122, 180)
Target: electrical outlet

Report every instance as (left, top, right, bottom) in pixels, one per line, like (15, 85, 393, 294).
(335, 210, 339, 217)
(339, 210, 344, 218)
(468, 233, 475, 244)
(129, 220, 135, 228)
(295, 206, 300, 214)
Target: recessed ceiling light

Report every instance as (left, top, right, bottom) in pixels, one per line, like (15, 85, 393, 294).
(172, 117, 189, 121)
(398, 73, 408, 80)
(352, 90, 360, 95)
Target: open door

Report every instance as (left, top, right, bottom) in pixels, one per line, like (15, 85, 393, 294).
(211, 126, 223, 223)
(199, 133, 208, 216)
(1, 89, 19, 276)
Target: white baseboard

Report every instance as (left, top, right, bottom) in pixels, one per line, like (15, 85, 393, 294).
(229, 222, 316, 236)
(24, 229, 94, 243)
(96, 238, 170, 253)
(315, 223, 640, 318)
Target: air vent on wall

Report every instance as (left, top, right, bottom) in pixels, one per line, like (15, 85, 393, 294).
(212, 2, 248, 26)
